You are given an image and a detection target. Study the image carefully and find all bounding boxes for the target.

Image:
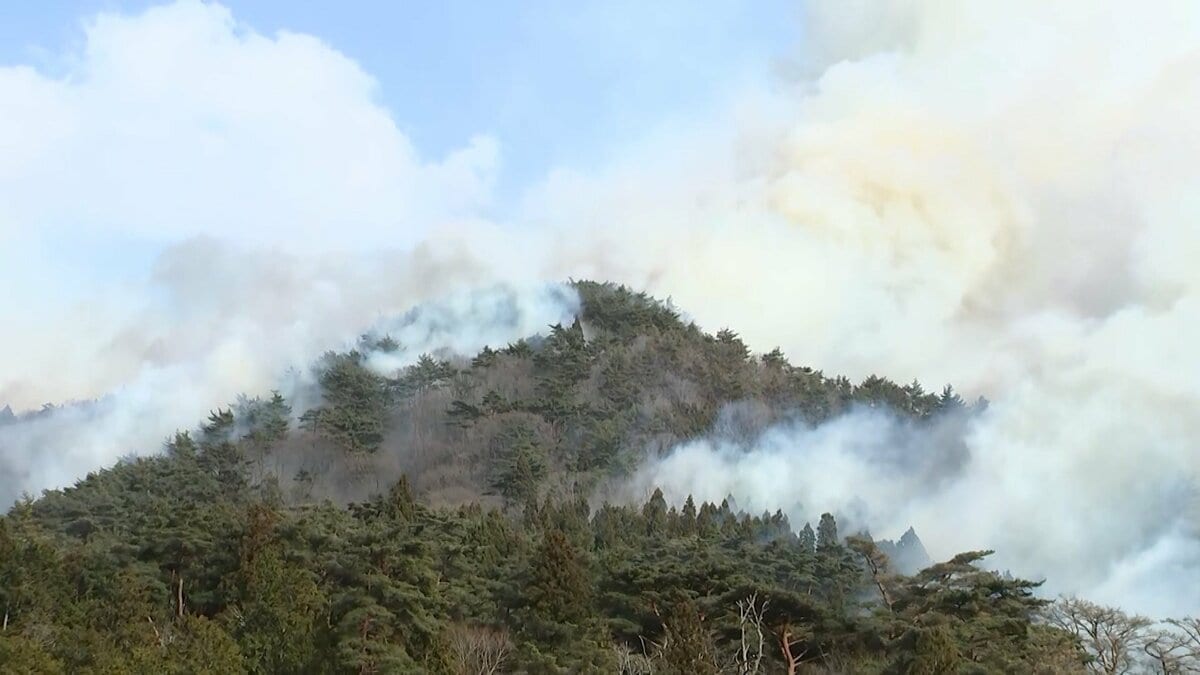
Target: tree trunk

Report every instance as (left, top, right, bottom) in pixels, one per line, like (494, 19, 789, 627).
(176, 573, 185, 618)
(779, 629, 801, 675)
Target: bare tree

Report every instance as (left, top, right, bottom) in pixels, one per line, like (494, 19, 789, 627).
(1141, 627, 1193, 674)
(734, 593, 769, 675)
(1162, 617, 1200, 673)
(1168, 617, 1200, 657)
(446, 623, 512, 675)
(1047, 596, 1152, 675)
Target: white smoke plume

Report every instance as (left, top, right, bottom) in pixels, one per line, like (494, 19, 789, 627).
(3, 0, 1200, 616)
(0, 242, 579, 506)
(525, 0, 1200, 617)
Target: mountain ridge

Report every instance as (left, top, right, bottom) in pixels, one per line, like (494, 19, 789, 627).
(0, 281, 1096, 673)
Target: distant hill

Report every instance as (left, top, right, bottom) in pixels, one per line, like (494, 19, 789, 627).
(0, 281, 1087, 673)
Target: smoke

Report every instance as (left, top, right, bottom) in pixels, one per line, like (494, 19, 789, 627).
(3, 0, 1200, 615)
(0, 239, 579, 506)
(363, 283, 579, 376)
(629, 404, 1200, 617)
(519, 0, 1200, 616)
(625, 406, 973, 531)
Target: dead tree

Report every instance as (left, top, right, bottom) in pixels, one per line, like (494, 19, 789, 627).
(446, 623, 512, 675)
(734, 593, 769, 674)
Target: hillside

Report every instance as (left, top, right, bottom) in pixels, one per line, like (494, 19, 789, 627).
(0, 282, 1091, 673)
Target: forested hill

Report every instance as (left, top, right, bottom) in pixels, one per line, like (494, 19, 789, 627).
(0, 282, 1124, 672)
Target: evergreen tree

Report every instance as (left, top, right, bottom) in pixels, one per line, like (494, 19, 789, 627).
(658, 600, 719, 675)
(643, 488, 668, 537)
(798, 522, 816, 553)
(817, 512, 839, 549)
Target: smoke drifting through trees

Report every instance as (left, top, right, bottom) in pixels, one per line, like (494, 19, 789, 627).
(0, 281, 580, 507)
(2, 0, 1200, 619)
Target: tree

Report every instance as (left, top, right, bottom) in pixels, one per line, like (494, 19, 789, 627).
(222, 507, 325, 674)
(643, 488, 668, 536)
(909, 625, 962, 674)
(1047, 596, 1151, 675)
(299, 351, 388, 455)
(521, 529, 592, 637)
(490, 428, 547, 507)
(679, 496, 698, 536)
(776, 622, 812, 675)
(334, 601, 416, 674)
(798, 522, 816, 553)
(161, 615, 248, 675)
(0, 634, 64, 674)
(816, 513, 838, 550)
(846, 535, 895, 610)
(1141, 626, 1195, 674)
(446, 623, 512, 675)
(513, 529, 611, 672)
(658, 600, 719, 675)
(1167, 616, 1200, 659)
(733, 593, 768, 675)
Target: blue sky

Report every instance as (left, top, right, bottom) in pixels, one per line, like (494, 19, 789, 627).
(1, 1, 798, 205)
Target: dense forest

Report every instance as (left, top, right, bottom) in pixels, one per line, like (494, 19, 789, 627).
(2, 282, 1196, 673)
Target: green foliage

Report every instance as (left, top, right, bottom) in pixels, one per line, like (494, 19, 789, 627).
(0, 281, 1075, 672)
(489, 424, 548, 507)
(817, 512, 839, 549)
(658, 600, 719, 675)
(234, 392, 291, 445)
(299, 351, 388, 455)
(391, 353, 456, 399)
(222, 505, 325, 674)
(908, 625, 962, 674)
(0, 633, 64, 674)
(2, 472, 1085, 674)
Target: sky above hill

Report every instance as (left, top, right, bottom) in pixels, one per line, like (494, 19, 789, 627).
(0, 0, 795, 271)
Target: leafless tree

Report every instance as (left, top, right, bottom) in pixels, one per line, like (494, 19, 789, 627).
(1159, 617, 1200, 673)
(1047, 596, 1152, 675)
(446, 623, 512, 675)
(1168, 617, 1200, 657)
(734, 593, 769, 674)
(1141, 627, 1194, 674)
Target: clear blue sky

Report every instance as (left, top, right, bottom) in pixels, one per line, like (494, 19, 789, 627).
(1, 1, 798, 205)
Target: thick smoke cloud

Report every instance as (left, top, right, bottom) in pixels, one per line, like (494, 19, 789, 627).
(524, 0, 1200, 616)
(0, 244, 579, 506)
(625, 406, 973, 535)
(628, 405, 1200, 617)
(3, 0, 1200, 616)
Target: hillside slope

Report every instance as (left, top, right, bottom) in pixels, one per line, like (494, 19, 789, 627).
(0, 282, 1088, 673)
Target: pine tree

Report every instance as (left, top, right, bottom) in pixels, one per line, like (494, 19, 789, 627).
(523, 529, 591, 635)
(658, 600, 719, 675)
(817, 513, 839, 550)
(679, 496, 698, 536)
(908, 625, 962, 674)
(643, 488, 668, 537)
(798, 522, 816, 553)
(491, 431, 547, 507)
